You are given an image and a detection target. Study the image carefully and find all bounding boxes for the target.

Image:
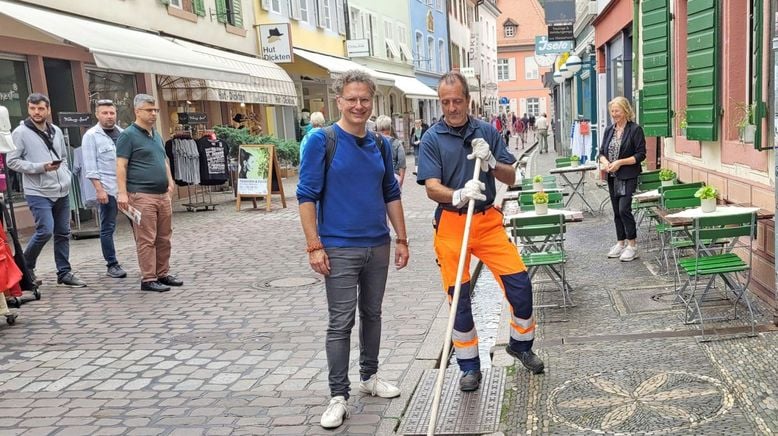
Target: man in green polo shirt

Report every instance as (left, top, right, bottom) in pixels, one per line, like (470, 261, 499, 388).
(116, 94, 183, 293)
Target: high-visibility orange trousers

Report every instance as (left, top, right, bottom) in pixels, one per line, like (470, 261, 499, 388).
(433, 206, 535, 372)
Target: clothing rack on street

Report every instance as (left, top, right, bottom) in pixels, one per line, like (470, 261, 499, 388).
(167, 118, 228, 212)
(59, 112, 100, 239)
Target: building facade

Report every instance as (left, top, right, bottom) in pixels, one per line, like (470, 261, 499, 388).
(0, 0, 297, 228)
(495, 0, 549, 123)
(474, 0, 500, 117)
(635, 0, 776, 304)
(409, 0, 449, 124)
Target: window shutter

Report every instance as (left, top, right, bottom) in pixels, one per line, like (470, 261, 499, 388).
(160, 0, 170, 5)
(540, 97, 546, 115)
(639, 0, 670, 137)
(290, 0, 301, 19)
(335, 0, 345, 35)
(508, 58, 516, 81)
(216, 0, 227, 23)
(317, 0, 326, 28)
(231, 0, 243, 27)
(685, 0, 719, 141)
(260, 0, 270, 11)
(193, 0, 206, 16)
(519, 98, 527, 115)
(752, 0, 766, 149)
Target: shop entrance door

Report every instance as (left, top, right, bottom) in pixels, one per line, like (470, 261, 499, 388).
(43, 58, 80, 146)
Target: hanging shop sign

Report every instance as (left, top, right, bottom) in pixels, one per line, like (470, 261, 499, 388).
(535, 36, 574, 55)
(346, 39, 371, 57)
(177, 112, 207, 125)
(544, 0, 576, 24)
(236, 144, 285, 212)
(547, 24, 574, 42)
(259, 23, 293, 63)
(57, 112, 92, 127)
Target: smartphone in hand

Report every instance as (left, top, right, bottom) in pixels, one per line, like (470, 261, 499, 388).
(51, 160, 62, 165)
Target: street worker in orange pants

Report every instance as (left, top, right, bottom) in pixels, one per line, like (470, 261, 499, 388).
(417, 71, 544, 392)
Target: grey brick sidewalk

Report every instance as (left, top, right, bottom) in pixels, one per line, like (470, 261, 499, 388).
(1, 170, 447, 435)
(495, 143, 778, 435)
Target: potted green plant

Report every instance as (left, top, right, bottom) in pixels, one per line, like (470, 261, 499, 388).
(533, 190, 549, 215)
(735, 102, 756, 143)
(678, 108, 687, 136)
(694, 185, 718, 213)
(570, 154, 580, 168)
(658, 168, 676, 186)
(532, 175, 544, 191)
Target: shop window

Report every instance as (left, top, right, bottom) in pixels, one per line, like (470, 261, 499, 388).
(87, 70, 137, 129)
(0, 58, 31, 203)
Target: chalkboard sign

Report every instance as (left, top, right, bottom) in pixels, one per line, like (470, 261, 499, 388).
(58, 112, 92, 127)
(236, 144, 285, 211)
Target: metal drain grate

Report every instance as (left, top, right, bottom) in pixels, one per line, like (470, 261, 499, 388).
(399, 367, 505, 435)
(613, 285, 731, 316)
(252, 276, 321, 289)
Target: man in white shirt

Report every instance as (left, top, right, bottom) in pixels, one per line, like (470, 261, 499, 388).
(535, 113, 549, 153)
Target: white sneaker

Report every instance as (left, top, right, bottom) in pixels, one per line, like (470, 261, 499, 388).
(359, 374, 401, 398)
(620, 245, 638, 262)
(607, 243, 625, 258)
(320, 396, 349, 429)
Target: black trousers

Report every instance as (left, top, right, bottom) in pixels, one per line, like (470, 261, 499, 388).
(607, 176, 638, 241)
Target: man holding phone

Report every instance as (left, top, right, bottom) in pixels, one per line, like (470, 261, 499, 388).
(7, 93, 86, 287)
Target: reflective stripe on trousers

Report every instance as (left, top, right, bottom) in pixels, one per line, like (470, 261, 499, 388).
(433, 207, 535, 372)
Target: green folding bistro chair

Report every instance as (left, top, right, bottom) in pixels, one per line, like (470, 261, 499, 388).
(521, 175, 557, 190)
(555, 157, 571, 168)
(675, 212, 758, 339)
(634, 170, 662, 243)
(509, 213, 573, 319)
(655, 187, 701, 275)
(518, 192, 564, 212)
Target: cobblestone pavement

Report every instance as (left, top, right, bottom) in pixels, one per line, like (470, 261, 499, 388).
(496, 142, 778, 435)
(1, 165, 447, 435)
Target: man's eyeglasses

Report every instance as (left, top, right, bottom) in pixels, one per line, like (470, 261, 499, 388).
(339, 96, 372, 107)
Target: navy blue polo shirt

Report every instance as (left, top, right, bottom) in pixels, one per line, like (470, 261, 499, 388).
(417, 116, 516, 211)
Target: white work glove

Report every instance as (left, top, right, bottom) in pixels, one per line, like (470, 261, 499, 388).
(452, 180, 487, 208)
(467, 138, 497, 172)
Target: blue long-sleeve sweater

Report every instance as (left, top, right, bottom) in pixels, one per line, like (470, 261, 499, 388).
(296, 124, 401, 248)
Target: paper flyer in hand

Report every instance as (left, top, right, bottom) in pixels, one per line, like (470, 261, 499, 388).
(121, 205, 142, 225)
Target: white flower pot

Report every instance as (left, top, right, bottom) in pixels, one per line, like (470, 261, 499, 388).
(661, 180, 673, 187)
(533, 182, 543, 191)
(739, 125, 756, 143)
(701, 197, 716, 213)
(534, 203, 548, 215)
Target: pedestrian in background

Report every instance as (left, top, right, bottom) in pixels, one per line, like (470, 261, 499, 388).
(297, 70, 409, 430)
(376, 115, 406, 187)
(298, 111, 325, 160)
(418, 71, 543, 393)
(7, 93, 86, 287)
(81, 99, 127, 279)
(535, 113, 549, 153)
(598, 96, 646, 262)
(116, 94, 183, 292)
(410, 118, 428, 175)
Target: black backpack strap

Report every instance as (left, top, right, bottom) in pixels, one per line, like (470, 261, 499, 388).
(323, 125, 337, 176)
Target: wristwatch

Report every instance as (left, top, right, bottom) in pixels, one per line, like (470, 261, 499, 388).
(395, 237, 409, 246)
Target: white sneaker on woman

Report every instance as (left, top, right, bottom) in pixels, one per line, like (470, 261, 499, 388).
(620, 245, 638, 262)
(320, 396, 349, 428)
(607, 243, 625, 258)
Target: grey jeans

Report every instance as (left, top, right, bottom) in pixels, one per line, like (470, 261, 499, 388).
(324, 243, 390, 399)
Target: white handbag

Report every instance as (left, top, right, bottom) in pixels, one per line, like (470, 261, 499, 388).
(0, 106, 16, 153)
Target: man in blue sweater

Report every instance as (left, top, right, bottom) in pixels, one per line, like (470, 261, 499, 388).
(297, 70, 409, 430)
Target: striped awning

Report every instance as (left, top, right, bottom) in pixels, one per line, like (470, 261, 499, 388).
(158, 40, 297, 106)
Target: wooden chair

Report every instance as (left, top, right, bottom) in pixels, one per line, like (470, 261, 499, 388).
(518, 192, 564, 212)
(675, 212, 758, 339)
(509, 213, 573, 319)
